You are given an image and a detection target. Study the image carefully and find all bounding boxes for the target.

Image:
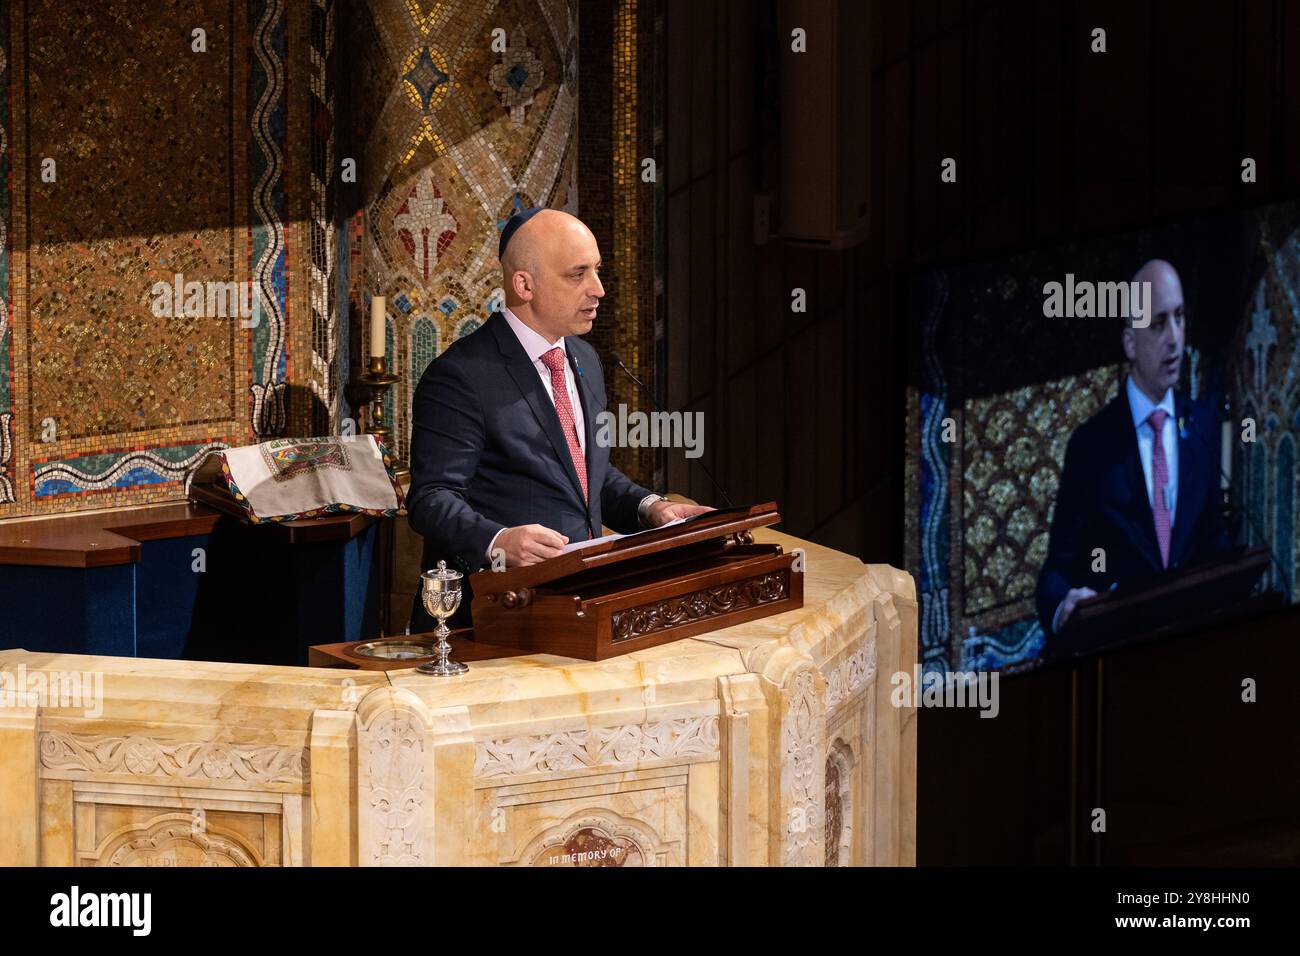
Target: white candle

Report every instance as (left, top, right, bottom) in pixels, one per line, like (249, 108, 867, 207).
(370, 295, 387, 359)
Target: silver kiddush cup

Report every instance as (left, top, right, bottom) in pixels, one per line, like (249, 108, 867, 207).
(416, 560, 468, 676)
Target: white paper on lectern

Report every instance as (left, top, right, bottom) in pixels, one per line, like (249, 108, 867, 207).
(559, 516, 689, 555)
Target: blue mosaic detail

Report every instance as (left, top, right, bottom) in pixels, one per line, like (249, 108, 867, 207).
(410, 316, 438, 384)
(33, 443, 226, 498)
(496, 192, 528, 233)
(403, 47, 448, 112)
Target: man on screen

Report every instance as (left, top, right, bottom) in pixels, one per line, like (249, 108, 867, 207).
(406, 207, 711, 633)
(1036, 259, 1231, 642)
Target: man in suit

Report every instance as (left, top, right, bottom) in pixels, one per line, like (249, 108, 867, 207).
(407, 207, 712, 631)
(1036, 258, 1230, 647)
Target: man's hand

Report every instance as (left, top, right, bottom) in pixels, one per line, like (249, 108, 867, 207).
(494, 524, 568, 567)
(647, 500, 714, 527)
(1055, 586, 1098, 631)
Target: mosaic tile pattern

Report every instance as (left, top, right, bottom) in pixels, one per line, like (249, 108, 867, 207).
(0, 0, 320, 517)
(0, 0, 655, 517)
(610, 0, 656, 487)
(959, 369, 1120, 620)
(1233, 217, 1300, 601)
(25, 0, 237, 440)
(248, 0, 290, 437)
(309, 0, 339, 435)
(33, 442, 229, 500)
(0, 8, 12, 503)
(650, 5, 666, 491)
(355, 0, 580, 463)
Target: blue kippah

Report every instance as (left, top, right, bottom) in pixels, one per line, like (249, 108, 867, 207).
(498, 206, 546, 258)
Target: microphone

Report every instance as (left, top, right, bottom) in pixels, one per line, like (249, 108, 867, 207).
(612, 353, 735, 508)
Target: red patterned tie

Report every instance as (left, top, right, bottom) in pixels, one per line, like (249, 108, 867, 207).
(1148, 409, 1171, 568)
(540, 347, 588, 503)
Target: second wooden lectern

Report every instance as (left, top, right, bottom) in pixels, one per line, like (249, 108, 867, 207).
(469, 502, 804, 660)
(1050, 545, 1277, 660)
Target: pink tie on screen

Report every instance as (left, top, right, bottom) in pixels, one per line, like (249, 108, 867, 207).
(540, 347, 589, 504)
(1148, 408, 1171, 568)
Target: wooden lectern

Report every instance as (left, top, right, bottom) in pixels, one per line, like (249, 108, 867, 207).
(1052, 545, 1278, 659)
(468, 502, 804, 660)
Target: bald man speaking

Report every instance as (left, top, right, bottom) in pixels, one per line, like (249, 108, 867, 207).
(1036, 258, 1230, 648)
(407, 207, 711, 633)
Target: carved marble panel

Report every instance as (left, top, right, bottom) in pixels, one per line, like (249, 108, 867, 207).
(475, 715, 719, 780)
(78, 811, 265, 867)
(498, 781, 684, 867)
(824, 642, 876, 715)
(356, 687, 435, 867)
(39, 731, 309, 791)
(780, 667, 825, 867)
(360, 708, 430, 866)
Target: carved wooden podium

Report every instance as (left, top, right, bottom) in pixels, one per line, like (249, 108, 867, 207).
(469, 502, 804, 660)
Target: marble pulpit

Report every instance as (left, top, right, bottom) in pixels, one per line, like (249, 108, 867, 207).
(0, 529, 916, 866)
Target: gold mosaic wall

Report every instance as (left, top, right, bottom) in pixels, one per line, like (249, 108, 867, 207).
(955, 366, 1122, 632)
(0, 0, 329, 517)
(0, 0, 650, 519)
(606, 0, 659, 488)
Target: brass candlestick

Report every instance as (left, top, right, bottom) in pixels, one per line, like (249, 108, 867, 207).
(359, 354, 408, 480)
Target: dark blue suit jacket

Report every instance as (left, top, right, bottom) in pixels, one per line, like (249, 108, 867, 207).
(406, 312, 653, 630)
(1035, 387, 1230, 640)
